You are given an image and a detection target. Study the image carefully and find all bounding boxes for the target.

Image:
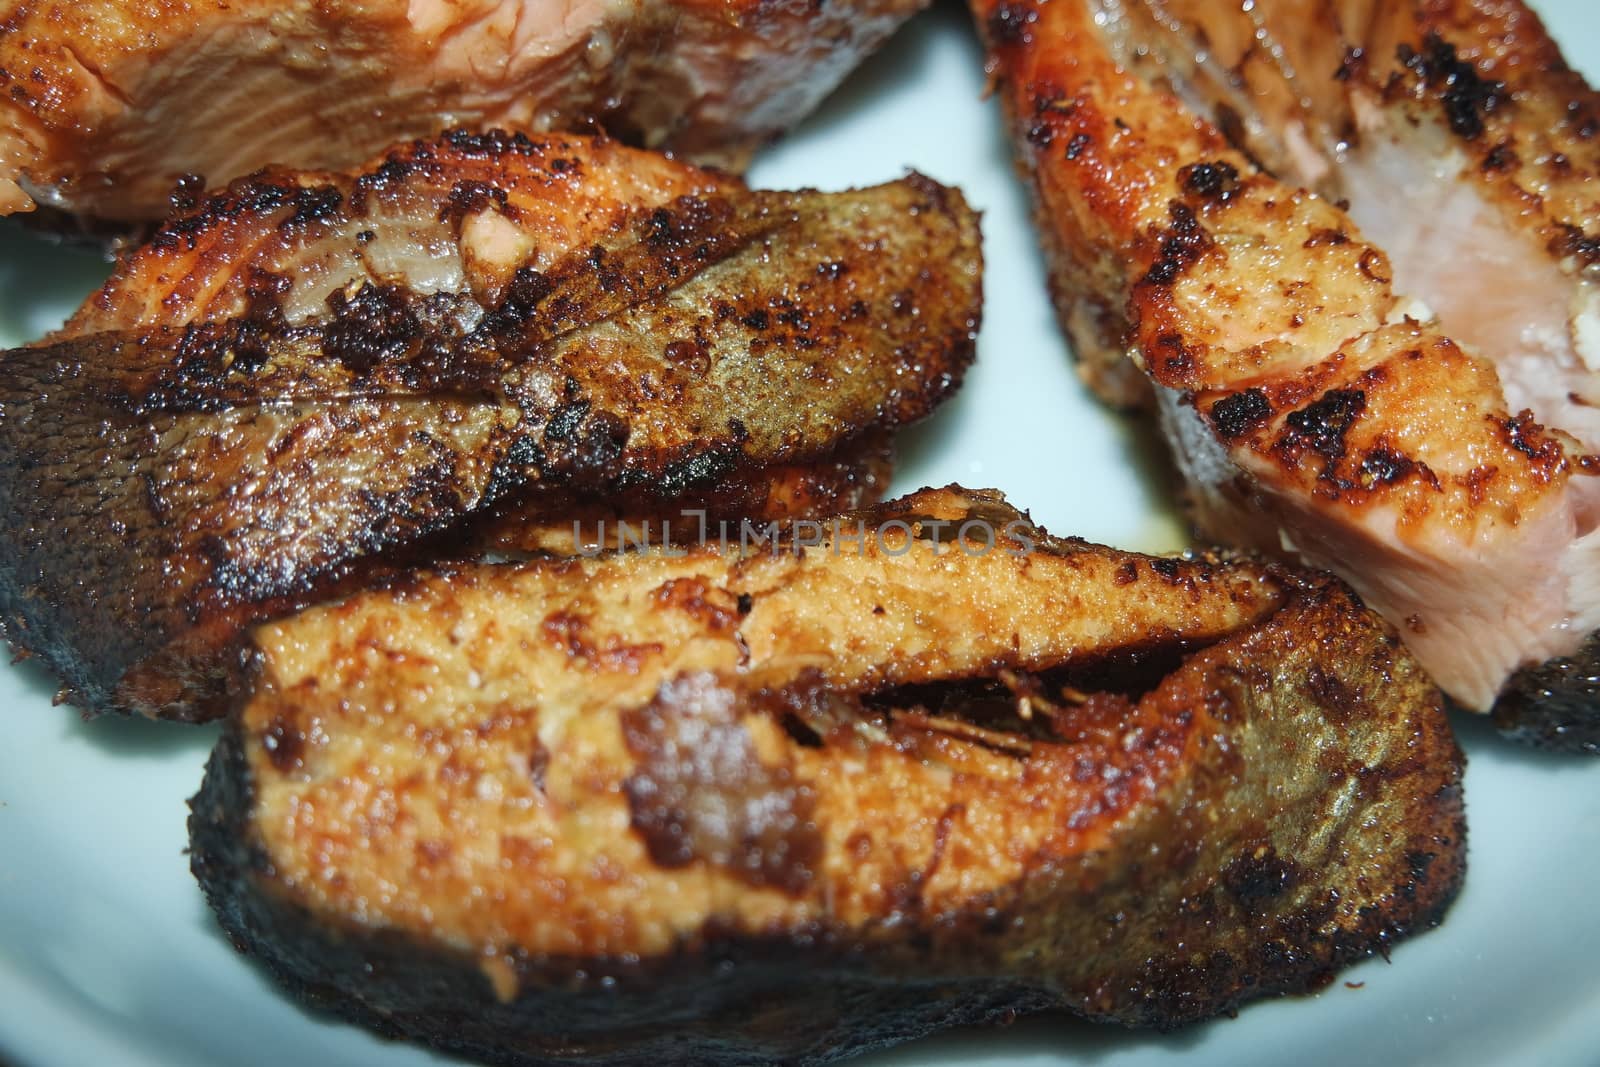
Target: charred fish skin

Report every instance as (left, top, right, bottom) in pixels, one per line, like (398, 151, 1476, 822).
(0, 133, 981, 722)
(190, 488, 1465, 1063)
(1496, 632, 1600, 753)
(976, 0, 1600, 746)
(0, 0, 930, 224)
(465, 432, 897, 558)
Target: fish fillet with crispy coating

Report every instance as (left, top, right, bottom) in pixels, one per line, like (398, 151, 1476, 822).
(0, 132, 979, 721)
(190, 487, 1465, 1065)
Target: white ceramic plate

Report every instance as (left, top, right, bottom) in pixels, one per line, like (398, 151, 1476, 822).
(2, 3, 1599, 1065)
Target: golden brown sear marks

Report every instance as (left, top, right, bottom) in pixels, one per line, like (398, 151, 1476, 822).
(1093, 0, 1600, 275)
(0, 133, 981, 721)
(976, 0, 1600, 742)
(190, 487, 1464, 1064)
(0, 0, 929, 223)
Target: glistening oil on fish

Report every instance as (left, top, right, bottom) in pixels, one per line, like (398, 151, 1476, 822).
(190, 488, 1465, 1064)
(978, 0, 1600, 748)
(0, 132, 982, 721)
(0, 0, 931, 223)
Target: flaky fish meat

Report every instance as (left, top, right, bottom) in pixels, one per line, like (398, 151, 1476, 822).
(978, 0, 1600, 748)
(0, 0, 928, 223)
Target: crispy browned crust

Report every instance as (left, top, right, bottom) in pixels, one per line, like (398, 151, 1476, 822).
(1098, 0, 1600, 273)
(190, 487, 1465, 1063)
(1495, 628, 1600, 752)
(0, 0, 930, 223)
(466, 432, 895, 557)
(1109, 0, 1600, 747)
(0, 134, 980, 721)
(974, 0, 1600, 744)
(975, 0, 1573, 518)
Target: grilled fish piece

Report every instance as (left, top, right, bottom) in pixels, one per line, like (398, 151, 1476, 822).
(0, 133, 980, 722)
(977, 0, 1600, 746)
(0, 0, 928, 224)
(190, 487, 1465, 1064)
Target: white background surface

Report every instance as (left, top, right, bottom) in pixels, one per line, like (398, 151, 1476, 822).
(1, 1, 1598, 1064)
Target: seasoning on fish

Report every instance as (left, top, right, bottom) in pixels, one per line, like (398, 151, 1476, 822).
(191, 487, 1465, 1063)
(0, 0, 929, 223)
(977, 0, 1600, 748)
(0, 132, 981, 721)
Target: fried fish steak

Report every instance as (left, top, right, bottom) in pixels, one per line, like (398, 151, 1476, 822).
(0, 132, 979, 721)
(190, 487, 1465, 1065)
(976, 0, 1600, 747)
(0, 0, 928, 224)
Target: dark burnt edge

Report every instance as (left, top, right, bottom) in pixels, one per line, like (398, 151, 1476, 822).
(1, 510, 509, 723)
(185, 577, 1468, 1065)
(1109, 810, 1464, 1030)
(0, 329, 510, 721)
(1127, 815, 1463, 1028)
(187, 776, 1463, 1062)
(0, 360, 167, 716)
(0, 542, 113, 715)
(466, 428, 897, 557)
(147, 177, 347, 254)
(346, 130, 591, 216)
(115, 411, 531, 717)
(0, 321, 957, 722)
(188, 718, 1052, 1067)
(1396, 33, 1507, 141)
(1095, 578, 1470, 1027)
(1139, 202, 1214, 288)
(1493, 627, 1600, 752)
(0, 170, 984, 721)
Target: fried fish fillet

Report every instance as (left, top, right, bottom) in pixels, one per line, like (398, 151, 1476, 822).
(0, 133, 979, 721)
(190, 487, 1465, 1064)
(0, 0, 928, 223)
(977, 0, 1600, 747)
